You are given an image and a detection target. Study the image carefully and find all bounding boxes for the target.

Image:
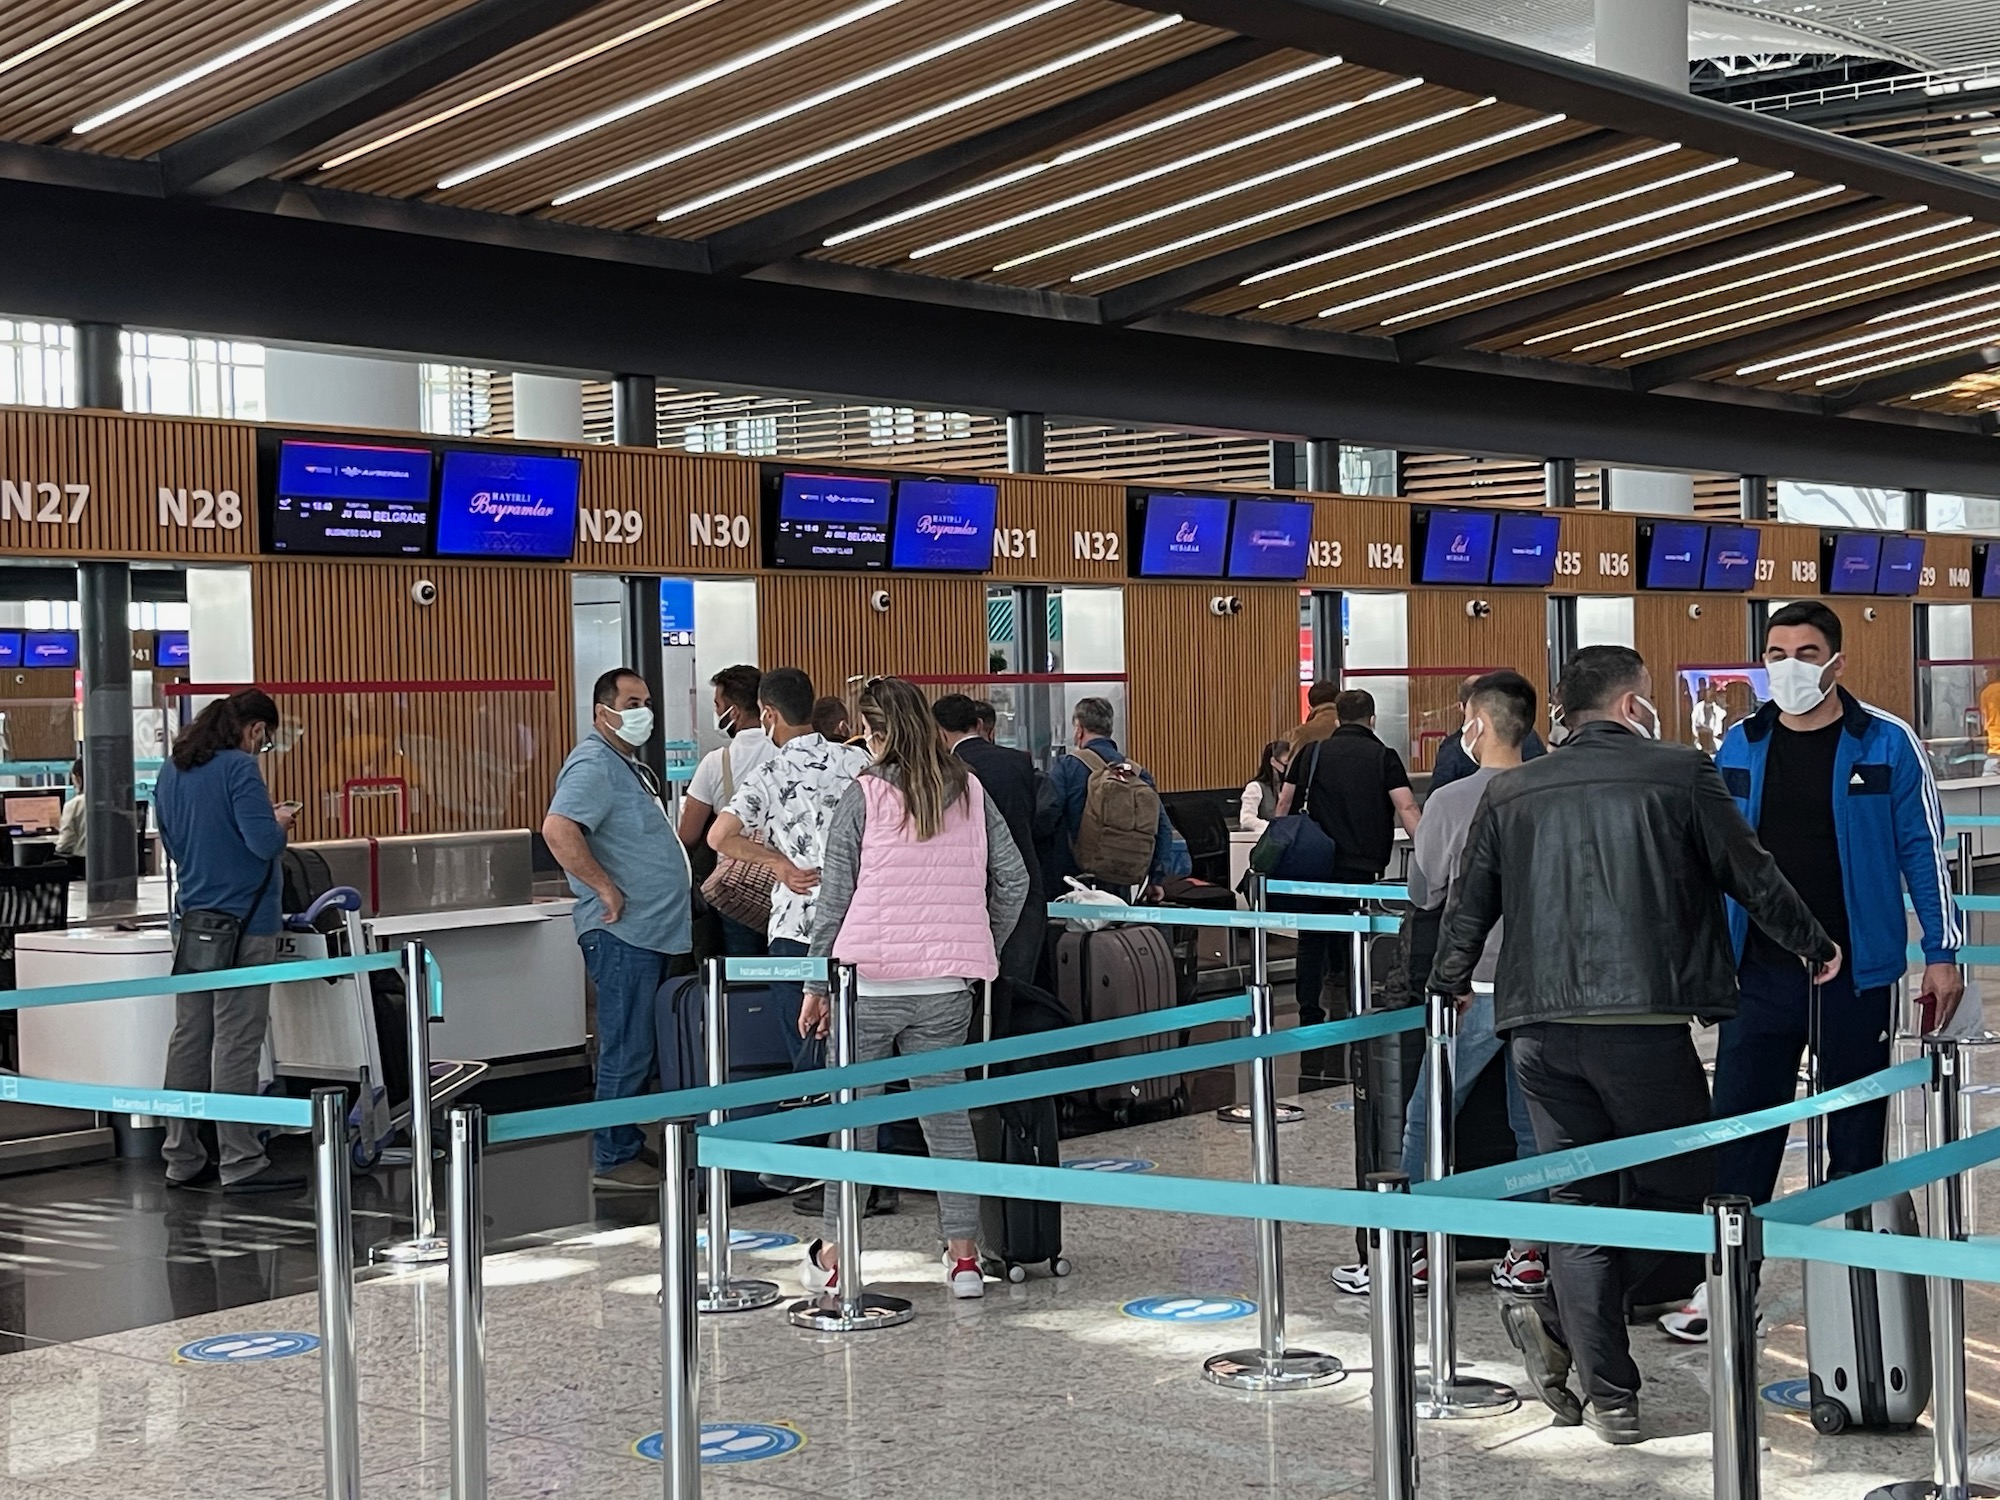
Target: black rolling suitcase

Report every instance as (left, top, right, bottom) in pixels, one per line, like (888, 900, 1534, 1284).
(971, 979, 1071, 1282)
(653, 974, 788, 1203)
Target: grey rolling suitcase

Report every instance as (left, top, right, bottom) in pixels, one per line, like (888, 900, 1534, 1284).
(1803, 982, 1931, 1435)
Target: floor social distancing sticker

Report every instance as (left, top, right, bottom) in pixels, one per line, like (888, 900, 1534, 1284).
(1122, 1296, 1256, 1323)
(635, 1423, 806, 1464)
(175, 1333, 320, 1364)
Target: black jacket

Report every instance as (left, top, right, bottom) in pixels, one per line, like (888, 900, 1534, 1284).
(954, 736, 1045, 905)
(1430, 720, 1834, 1026)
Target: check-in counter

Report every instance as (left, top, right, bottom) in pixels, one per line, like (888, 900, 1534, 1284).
(1937, 777, 2000, 869)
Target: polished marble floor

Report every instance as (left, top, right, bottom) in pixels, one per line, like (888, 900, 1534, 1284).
(0, 1048, 1994, 1500)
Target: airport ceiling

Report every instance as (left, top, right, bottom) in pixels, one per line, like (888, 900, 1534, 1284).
(5, 0, 2000, 488)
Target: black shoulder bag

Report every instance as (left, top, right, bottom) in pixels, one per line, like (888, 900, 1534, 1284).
(173, 859, 276, 976)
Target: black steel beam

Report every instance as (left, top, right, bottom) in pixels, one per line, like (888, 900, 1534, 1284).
(1390, 202, 1862, 365)
(1096, 130, 1616, 326)
(1822, 347, 2000, 415)
(4, 177, 1997, 492)
(702, 37, 1275, 276)
(1628, 266, 2000, 391)
(1116, 0, 2000, 225)
(157, 0, 619, 198)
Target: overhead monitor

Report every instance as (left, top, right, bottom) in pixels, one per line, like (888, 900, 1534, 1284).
(155, 630, 191, 669)
(3, 793, 61, 835)
(1875, 534, 1925, 597)
(1489, 512, 1560, 588)
(890, 478, 998, 572)
(434, 450, 581, 560)
(0, 633, 22, 668)
(1638, 522, 1705, 590)
(1134, 492, 1231, 578)
(1701, 526, 1760, 592)
(1225, 498, 1313, 580)
(1822, 531, 1883, 595)
(768, 472, 893, 570)
(659, 578, 695, 647)
(1412, 508, 1496, 586)
(23, 631, 77, 669)
(267, 439, 434, 557)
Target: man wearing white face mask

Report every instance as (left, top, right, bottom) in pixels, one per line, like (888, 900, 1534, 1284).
(544, 668, 693, 1189)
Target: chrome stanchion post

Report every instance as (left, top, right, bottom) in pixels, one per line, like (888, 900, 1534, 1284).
(447, 1107, 486, 1500)
(659, 1119, 702, 1500)
(1368, 1174, 1419, 1500)
(313, 1088, 361, 1500)
(788, 963, 913, 1332)
(1707, 1196, 1762, 1500)
(378, 940, 447, 1264)
(1869, 1038, 1994, 1500)
(1415, 990, 1516, 1419)
(697, 958, 778, 1313)
(1219, 875, 1302, 1126)
(1202, 950, 1342, 1390)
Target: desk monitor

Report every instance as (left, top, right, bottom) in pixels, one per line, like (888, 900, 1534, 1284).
(1701, 526, 1760, 591)
(768, 471, 892, 570)
(1638, 522, 1705, 590)
(267, 439, 434, 557)
(1134, 492, 1231, 578)
(1822, 531, 1883, 595)
(1489, 512, 1560, 587)
(1875, 534, 1924, 596)
(4, 793, 61, 835)
(1412, 508, 1496, 586)
(1225, 498, 1312, 580)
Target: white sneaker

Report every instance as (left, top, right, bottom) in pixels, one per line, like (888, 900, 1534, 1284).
(947, 1254, 985, 1299)
(801, 1239, 837, 1294)
(1659, 1283, 1707, 1343)
(1328, 1249, 1427, 1296)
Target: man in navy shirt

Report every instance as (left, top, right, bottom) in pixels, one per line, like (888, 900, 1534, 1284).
(1043, 697, 1175, 898)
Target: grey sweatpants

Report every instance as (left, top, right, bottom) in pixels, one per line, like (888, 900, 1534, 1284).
(825, 985, 981, 1243)
(162, 932, 278, 1186)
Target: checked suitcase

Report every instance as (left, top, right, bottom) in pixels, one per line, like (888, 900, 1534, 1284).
(652, 974, 790, 1203)
(971, 978, 1072, 1283)
(1054, 924, 1185, 1125)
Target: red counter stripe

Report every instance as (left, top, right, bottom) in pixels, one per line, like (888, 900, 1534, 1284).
(163, 680, 556, 696)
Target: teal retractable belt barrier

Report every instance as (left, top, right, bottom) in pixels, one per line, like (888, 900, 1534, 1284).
(1765, 1220, 2000, 1285)
(1946, 816, 2000, 827)
(1911, 943, 2000, 965)
(0, 951, 405, 1010)
(1418, 1056, 1930, 1201)
(0, 1072, 313, 1128)
(722, 956, 826, 982)
(1264, 880, 1410, 903)
(1759, 1124, 2000, 1226)
(1045, 900, 1400, 934)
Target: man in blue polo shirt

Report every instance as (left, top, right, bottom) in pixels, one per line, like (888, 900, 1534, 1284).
(543, 668, 692, 1191)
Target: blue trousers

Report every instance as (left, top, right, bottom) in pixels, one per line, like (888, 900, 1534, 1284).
(580, 929, 669, 1171)
(1712, 957, 1892, 1206)
(767, 936, 814, 1071)
(1400, 993, 1544, 1245)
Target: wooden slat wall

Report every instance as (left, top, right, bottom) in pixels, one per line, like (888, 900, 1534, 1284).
(1122, 582, 1296, 793)
(250, 561, 572, 842)
(757, 574, 988, 704)
(1406, 591, 1547, 772)
(990, 477, 1126, 585)
(1633, 594, 1754, 742)
(1821, 597, 1916, 721)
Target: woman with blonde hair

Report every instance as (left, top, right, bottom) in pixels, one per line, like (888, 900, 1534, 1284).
(800, 676, 1029, 1298)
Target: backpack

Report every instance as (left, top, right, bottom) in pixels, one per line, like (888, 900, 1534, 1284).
(1071, 747, 1162, 887)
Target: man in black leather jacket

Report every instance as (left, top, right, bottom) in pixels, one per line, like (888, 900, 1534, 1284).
(1431, 645, 1840, 1444)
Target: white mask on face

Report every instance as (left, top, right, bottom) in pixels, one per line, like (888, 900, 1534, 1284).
(1626, 694, 1660, 740)
(1766, 654, 1837, 716)
(715, 706, 736, 736)
(607, 706, 654, 747)
(1460, 716, 1483, 765)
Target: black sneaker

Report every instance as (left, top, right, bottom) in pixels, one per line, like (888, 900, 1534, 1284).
(222, 1163, 308, 1195)
(1584, 1401, 1643, 1446)
(792, 1185, 899, 1218)
(1501, 1300, 1583, 1427)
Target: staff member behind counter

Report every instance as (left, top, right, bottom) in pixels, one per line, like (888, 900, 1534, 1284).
(156, 689, 301, 1194)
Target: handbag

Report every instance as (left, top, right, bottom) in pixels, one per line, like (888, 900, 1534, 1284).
(1248, 741, 1338, 880)
(701, 834, 776, 931)
(172, 859, 276, 976)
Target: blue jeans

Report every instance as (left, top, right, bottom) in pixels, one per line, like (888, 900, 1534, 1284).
(720, 914, 766, 958)
(767, 936, 814, 1071)
(1400, 993, 1544, 1243)
(580, 929, 669, 1171)
(1713, 957, 1891, 1205)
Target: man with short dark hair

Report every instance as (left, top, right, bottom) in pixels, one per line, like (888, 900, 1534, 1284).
(1659, 600, 1962, 1342)
(971, 700, 1000, 742)
(809, 695, 851, 743)
(1045, 696, 1176, 897)
(544, 668, 693, 1191)
(1434, 644, 1838, 1444)
(936, 694, 1046, 994)
(679, 664, 775, 955)
(1429, 673, 1547, 790)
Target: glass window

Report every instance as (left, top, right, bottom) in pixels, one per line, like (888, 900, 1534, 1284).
(122, 333, 264, 419)
(1775, 481, 1907, 529)
(1928, 493, 2000, 536)
(1339, 445, 1396, 496)
(0, 319, 73, 408)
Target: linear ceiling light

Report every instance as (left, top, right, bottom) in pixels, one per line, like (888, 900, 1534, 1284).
(822, 55, 1346, 249)
(1524, 206, 1938, 346)
(1868, 275, 2000, 323)
(439, 0, 903, 191)
(320, 0, 724, 172)
(909, 80, 1396, 261)
(1260, 147, 1708, 309)
(1, 0, 140, 79)
(74, 0, 363, 132)
(1742, 273, 2000, 375)
(651, 11, 1180, 225)
(1370, 181, 1844, 327)
(1243, 142, 1679, 292)
(1065, 111, 1567, 284)
(1755, 292, 2000, 379)
(1810, 327, 2000, 387)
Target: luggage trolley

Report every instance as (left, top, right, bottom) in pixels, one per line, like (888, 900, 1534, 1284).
(268, 885, 396, 1171)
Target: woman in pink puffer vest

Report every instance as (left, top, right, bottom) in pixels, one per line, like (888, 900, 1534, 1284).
(800, 677, 1029, 1300)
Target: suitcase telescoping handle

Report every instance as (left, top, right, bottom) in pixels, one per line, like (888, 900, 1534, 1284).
(1805, 963, 1826, 1192)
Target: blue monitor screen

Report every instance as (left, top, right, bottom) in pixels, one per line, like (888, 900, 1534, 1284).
(1225, 499, 1312, 580)
(891, 479, 998, 571)
(1825, 532, 1882, 595)
(155, 630, 190, 669)
(1490, 512, 1560, 587)
(0, 633, 21, 668)
(1137, 493, 1231, 577)
(1876, 534, 1924, 596)
(771, 473, 892, 570)
(1702, 525, 1760, 591)
(659, 578, 695, 646)
(23, 631, 77, 669)
(1641, 523, 1706, 589)
(270, 440, 434, 557)
(435, 450, 581, 560)
(1415, 509, 1496, 586)
(1983, 546, 2000, 600)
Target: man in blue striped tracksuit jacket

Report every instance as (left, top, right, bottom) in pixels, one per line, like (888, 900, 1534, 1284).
(1662, 599, 1962, 1343)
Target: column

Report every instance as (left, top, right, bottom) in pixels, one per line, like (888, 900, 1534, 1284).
(264, 349, 422, 430)
(613, 374, 657, 448)
(1597, 0, 1695, 513)
(1545, 457, 1577, 509)
(1006, 411, 1045, 473)
(1304, 439, 1339, 493)
(1909, 488, 1929, 531)
(623, 577, 667, 783)
(74, 323, 124, 411)
(1269, 440, 1299, 491)
(1739, 475, 1770, 520)
(512, 374, 586, 442)
(79, 563, 137, 914)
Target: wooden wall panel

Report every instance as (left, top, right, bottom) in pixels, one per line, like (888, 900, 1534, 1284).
(250, 561, 572, 842)
(990, 476, 1126, 583)
(1405, 592, 1545, 772)
(1974, 603, 2000, 661)
(1750, 521, 1819, 597)
(1304, 496, 1410, 589)
(568, 445, 759, 573)
(1553, 510, 1636, 593)
(1123, 583, 1296, 793)
(1920, 534, 1974, 600)
(1820, 597, 1915, 721)
(757, 574, 988, 702)
(1634, 594, 1754, 742)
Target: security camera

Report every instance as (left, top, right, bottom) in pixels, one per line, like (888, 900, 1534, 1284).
(1688, 602, 1703, 620)
(1464, 599, 1491, 619)
(1864, 606, 1879, 622)
(869, 590, 891, 614)
(1209, 595, 1242, 616)
(410, 579, 438, 607)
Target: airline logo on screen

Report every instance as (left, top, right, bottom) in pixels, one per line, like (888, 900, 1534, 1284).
(466, 489, 558, 524)
(1662, 541, 1696, 567)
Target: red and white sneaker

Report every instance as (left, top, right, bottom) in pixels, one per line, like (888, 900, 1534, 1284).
(947, 1255, 985, 1299)
(802, 1239, 838, 1293)
(1659, 1284, 1708, 1343)
(1492, 1247, 1549, 1297)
